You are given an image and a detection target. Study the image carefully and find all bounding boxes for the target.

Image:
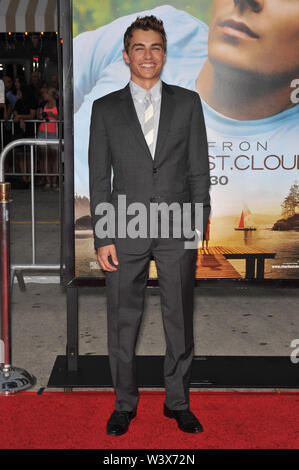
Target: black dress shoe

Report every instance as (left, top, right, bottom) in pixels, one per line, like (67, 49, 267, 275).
(164, 405, 203, 433)
(106, 409, 137, 436)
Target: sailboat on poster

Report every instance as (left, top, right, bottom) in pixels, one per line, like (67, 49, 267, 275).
(235, 204, 256, 231)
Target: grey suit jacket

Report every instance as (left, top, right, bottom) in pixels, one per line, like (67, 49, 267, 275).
(88, 81, 211, 254)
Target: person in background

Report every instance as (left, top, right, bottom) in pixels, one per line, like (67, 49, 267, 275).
(13, 83, 37, 136)
(29, 71, 42, 106)
(14, 75, 26, 93)
(49, 74, 61, 109)
(13, 84, 37, 182)
(50, 74, 59, 94)
(0, 76, 5, 110)
(0, 95, 12, 173)
(3, 75, 17, 110)
(36, 81, 48, 106)
(0, 77, 12, 157)
(1, 76, 14, 174)
(0, 96, 11, 121)
(35, 81, 49, 186)
(37, 87, 59, 190)
(0, 76, 4, 100)
(202, 218, 210, 249)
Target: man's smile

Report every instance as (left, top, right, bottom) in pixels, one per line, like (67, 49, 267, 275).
(140, 63, 156, 68)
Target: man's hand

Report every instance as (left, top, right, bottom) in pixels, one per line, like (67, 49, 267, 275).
(97, 244, 119, 272)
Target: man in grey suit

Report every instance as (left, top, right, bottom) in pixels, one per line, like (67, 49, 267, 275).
(88, 15, 211, 436)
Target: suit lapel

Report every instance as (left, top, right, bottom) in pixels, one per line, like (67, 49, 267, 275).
(119, 81, 175, 164)
(119, 83, 153, 162)
(153, 82, 175, 162)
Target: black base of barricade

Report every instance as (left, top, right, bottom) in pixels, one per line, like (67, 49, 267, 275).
(47, 355, 299, 389)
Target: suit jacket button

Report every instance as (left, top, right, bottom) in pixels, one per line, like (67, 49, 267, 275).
(153, 168, 157, 174)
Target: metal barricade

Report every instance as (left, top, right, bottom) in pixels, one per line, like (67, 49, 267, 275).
(0, 138, 63, 289)
(0, 119, 62, 180)
(0, 138, 63, 394)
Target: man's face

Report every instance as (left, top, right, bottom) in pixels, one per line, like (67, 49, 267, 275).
(51, 75, 58, 88)
(31, 72, 40, 85)
(208, 0, 299, 79)
(3, 76, 12, 91)
(123, 29, 166, 86)
(15, 78, 21, 90)
(42, 89, 50, 101)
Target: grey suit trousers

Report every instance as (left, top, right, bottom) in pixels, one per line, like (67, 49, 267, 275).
(105, 237, 197, 412)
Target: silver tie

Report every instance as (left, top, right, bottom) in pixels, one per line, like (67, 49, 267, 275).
(144, 92, 154, 158)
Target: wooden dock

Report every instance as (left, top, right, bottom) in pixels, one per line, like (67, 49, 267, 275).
(148, 245, 276, 280)
(195, 252, 241, 278)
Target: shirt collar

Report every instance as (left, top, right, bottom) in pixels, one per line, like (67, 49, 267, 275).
(130, 79, 162, 104)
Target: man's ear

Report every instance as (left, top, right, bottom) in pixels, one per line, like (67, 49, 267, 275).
(122, 49, 130, 65)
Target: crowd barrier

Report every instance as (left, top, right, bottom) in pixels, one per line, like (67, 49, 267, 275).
(0, 138, 63, 394)
(0, 119, 62, 179)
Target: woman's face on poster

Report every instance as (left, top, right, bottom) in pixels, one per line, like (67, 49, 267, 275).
(208, 0, 299, 79)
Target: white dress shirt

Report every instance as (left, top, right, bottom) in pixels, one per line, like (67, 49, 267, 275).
(129, 79, 162, 158)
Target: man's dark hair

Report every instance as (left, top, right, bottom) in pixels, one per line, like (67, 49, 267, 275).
(124, 15, 167, 53)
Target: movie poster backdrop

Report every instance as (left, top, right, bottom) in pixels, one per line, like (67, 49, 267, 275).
(73, 0, 299, 280)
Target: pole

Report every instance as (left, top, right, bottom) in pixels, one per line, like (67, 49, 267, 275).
(0, 180, 36, 394)
(0, 182, 11, 366)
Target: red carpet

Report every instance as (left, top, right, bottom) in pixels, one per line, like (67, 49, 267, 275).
(1, 391, 299, 449)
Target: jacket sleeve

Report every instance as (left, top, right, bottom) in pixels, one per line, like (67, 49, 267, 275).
(88, 100, 114, 250)
(187, 93, 211, 237)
